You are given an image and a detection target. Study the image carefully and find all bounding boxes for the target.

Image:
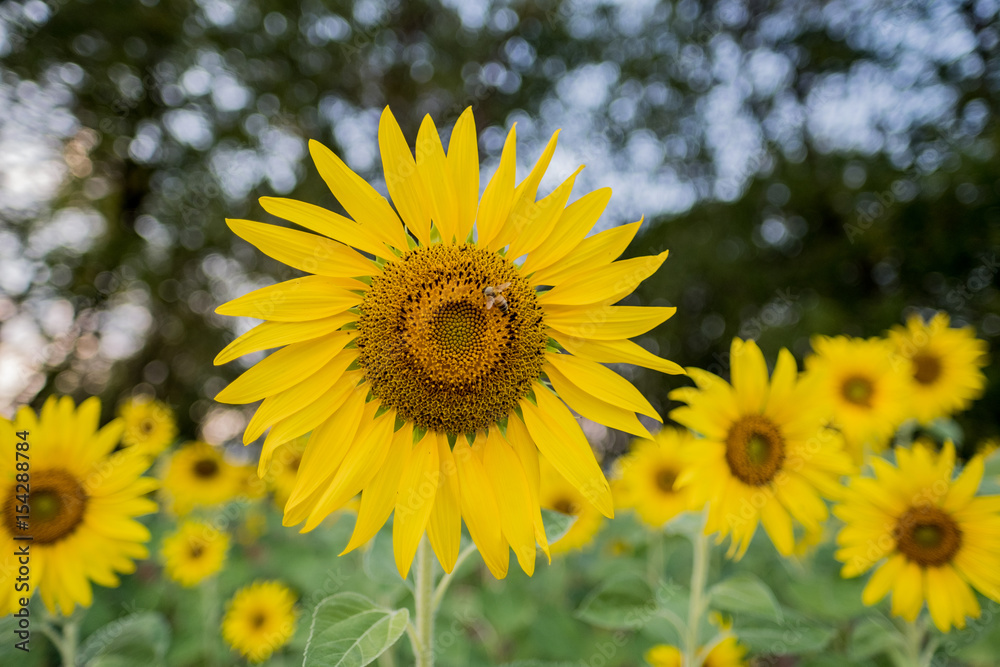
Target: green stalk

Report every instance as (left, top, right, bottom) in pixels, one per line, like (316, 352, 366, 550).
(683, 517, 711, 667)
(413, 538, 435, 667)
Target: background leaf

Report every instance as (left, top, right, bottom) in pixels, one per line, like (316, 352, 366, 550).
(303, 592, 409, 667)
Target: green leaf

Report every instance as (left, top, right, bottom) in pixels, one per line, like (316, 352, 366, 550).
(0, 615, 43, 666)
(78, 612, 171, 667)
(303, 592, 409, 667)
(575, 573, 657, 630)
(848, 615, 903, 661)
(499, 662, 579, 667)
(708, 574, 783, 623)
(541, 508, 577, 545)
(735, 624, 836, 655)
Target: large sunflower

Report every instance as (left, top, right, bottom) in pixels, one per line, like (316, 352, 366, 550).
(669, 338, 853, 558)
(834, 442, 1000, 632)
(802, 335, 909, 458)
(888, 312, 989, 424)
(0, 396, 158, 615)
(214, 108, 681, 577)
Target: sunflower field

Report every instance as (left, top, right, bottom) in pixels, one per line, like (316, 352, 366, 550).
(2, 1, 1000, 666)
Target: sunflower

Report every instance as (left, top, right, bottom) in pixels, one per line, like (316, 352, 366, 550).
(538, 454, 605, 555)
(160, 441, 247, 515)
(644, 636, 749, 667)
(614, 427, 698, 528)
(161, 519, 230, 587)
(669, 338, 853, 558)
(834, 442, 1000, 631)
(222, 580, 298, 663)
(0, 396, 157, 615)
(263, 436, 308, 510)
(802, 335, 909, 458)
(888, 312, 989, 424)
(118, 396, 177, 457)
(214, 107, 682, 578)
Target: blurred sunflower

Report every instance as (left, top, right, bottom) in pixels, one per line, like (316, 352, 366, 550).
(160, 441, 246, 515)
(161, 519, 230, 587)
(834, 442, 1000, 632)
(0, 396, 157, 615)
(670, 339, 853, 558)
(644, 636, 749, 666)
(118, 396, 177, 457)
(214, 107, 681, 577)
(222, 580, 298, 663)
(888, 312, 988, 424)
(538, 454, 605, 555)
(802, 336, 908, 458)
(613, 427, 697, 528)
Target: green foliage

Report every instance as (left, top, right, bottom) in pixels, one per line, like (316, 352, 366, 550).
(303, 593, 409, 667)
(708, 574, 783, 624)
(78, 612, 171, 667)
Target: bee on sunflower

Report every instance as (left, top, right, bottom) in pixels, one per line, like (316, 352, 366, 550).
(214, 107, 682, 578)
(834, 441, 1000, 632)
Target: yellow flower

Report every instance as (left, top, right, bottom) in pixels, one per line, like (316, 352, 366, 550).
(160, 441, 246, 515)
(263, 436, 308, 510)
(834, 442, 1000, 632)
(670, 338, 853, 558)
(214, 107, 682, 578)
(161, 519, 229, 587)
(802, 335, 909, 458)
(614, 427, 697, 527)
(222, 580, 297, 663)
(644, 636, 749, 667)
(118, 396, 177, 457)
(538, 455, 605, 555)
(888, 312, 989, 424)
(0, 396, 157, 615)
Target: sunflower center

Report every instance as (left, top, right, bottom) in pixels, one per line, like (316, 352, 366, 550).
(3, 468, 88, 544)
(895, 505, 962, 566)
(655, 468, 678, 493)
(141, 419, 155, 434)
(190, 543, 204, 559)
(841, 375, 874, 407)
(725, 415, 785, 486)
(250, 611, 267, 629)
(552, 498, 576, 515)
(912, 352, 942, 385)
(357, 244, 547, 434)
(193, 459, 220, 479)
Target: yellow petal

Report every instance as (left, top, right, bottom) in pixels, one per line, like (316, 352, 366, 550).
(283, 390, 367, 503)
(416, 115, 459, 244)
(308, 139, 409, 251)
(215, 276, 362, 322)
(302, 407, 397, 532)
(453, 439, 509, 578)
(244, 352, 357, 443)
(493, 130, 559, 250)
(226, 218, 376, 279)
(519, 389, 613, 518)
(215, 331, 356, 404)
(427, 432, 462, 572)
(539, 250, 668, 307)
(731, 338, 768, 414)
(259, 372, 357, 457)
(258, 196, 390, 260)
(530, 219, 642, 287)
(522, 187, 611, 276)
(484, 429, 537, 575)
(544, 304, 676, 341)
(551, 333, 685, 375)
(545, 352, 660, 421)
(544, 361, 652, 438)
(861, 553, 907, 606)
(378, 106, 432, 247)
(759, 498, 794, 556)
(926, 566, 953, 631)
(393, 432, 440, 578)
(447, 107, 479, 243)
(504, 417, 549, 560)
(505, 165, 582, 262)
(890, 561, 925, 622)
(215, 314, 355, 365)
(475, 125, 517, 248)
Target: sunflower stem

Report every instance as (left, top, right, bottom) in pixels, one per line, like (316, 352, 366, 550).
(413, 537, 435, 667)
(432, 542, 477, 610)
(39, 611, 82, 666)
(202, 575, 220, 667)
(899, 617, 936, 667)
(684, 515, 711, 667)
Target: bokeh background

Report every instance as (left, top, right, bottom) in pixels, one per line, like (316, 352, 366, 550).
(2, 0, 998, 451)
